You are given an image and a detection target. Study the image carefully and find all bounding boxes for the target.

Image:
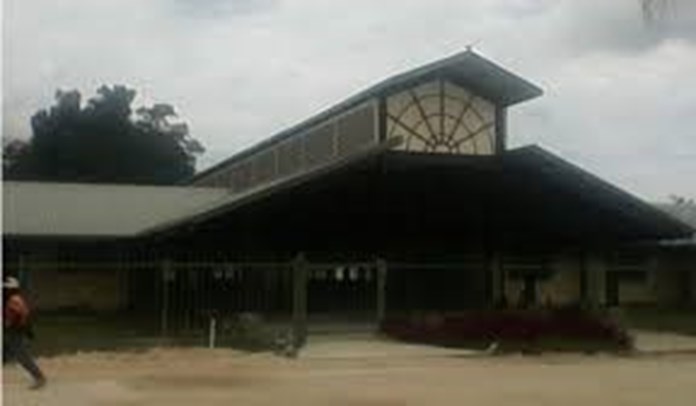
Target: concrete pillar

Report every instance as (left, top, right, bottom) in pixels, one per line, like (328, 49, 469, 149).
(584, 251, 606, 307)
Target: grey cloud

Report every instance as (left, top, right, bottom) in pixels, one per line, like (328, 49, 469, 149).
(509, 39, 696, 200)
(3, 0, 695, 200)
(553, 0, 696, 55)
(170, 0, 278, 18)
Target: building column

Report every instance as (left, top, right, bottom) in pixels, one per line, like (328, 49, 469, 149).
(488, 251, 504, 307)
(494, 106, 508, 154)
(376, 259, 387, 325)
(649, 252, 673, 306)
(689, 264, 696, 306)
(584, 251, 606, 307)
(160, 259, 172, 337)
(579, 251, 588, 304)
(292, 253, 308, 348)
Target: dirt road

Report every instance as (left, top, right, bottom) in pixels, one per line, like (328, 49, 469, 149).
(4, 344, 696, 405)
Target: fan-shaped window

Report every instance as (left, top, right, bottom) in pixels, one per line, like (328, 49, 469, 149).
(386, 79, 496, 154)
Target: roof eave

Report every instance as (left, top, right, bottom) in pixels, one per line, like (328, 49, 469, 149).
(512, 145, 695, 240)
(148, 137, 403, 237)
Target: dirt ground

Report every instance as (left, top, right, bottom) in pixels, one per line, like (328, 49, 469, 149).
(4, 336, 696, 406)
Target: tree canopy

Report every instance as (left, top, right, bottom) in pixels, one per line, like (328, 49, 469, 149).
(3, 85, 204, 184)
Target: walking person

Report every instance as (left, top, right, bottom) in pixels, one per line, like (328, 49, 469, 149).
(3, 276, 47, 390)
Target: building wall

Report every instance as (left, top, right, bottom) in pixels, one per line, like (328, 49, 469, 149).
(16, 246, 692, 313)
(539, 254, 582, 306)
(691, 268, 696, 305)
(618, 279, 656, 304)
(574, 249, 696, 308)
(654, 250, 696, 306)
(503, 253, 582, 307)
(503, 278, 524, 306)
(497, 251, 673, 308)
(27, 267, 126, 312)
(585, 252, 606, 306)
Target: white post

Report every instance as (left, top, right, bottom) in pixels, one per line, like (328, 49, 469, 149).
(208, 315, 217, 349)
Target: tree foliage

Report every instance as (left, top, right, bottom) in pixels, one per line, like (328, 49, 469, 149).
(3, 85, 204, 184)
(669, 195, 695, 207)
(641, 0, 675, 25)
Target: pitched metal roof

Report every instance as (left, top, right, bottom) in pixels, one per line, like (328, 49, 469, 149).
(153, 144, 693, 244)
(4, 143, 690, 245)
(145, 137, 401, 236)
(188, 50, 543, 183)
(3, 181, 230, 238)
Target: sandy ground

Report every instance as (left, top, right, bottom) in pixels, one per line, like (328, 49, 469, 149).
(632, 330, 696, 353)
(4, 334, 696, 406)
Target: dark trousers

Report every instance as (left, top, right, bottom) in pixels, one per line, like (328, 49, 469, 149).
(4, 331, 45, 383)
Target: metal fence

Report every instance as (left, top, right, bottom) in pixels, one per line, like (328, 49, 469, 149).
(6, 255, 389, 349)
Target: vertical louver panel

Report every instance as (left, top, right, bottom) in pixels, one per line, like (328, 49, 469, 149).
(252, 149, 276, 185)
(277, 137, 304, 178)
(336, 104, 376, 157)
(193, 101, 377, 192)
(303, 124, 335, 167)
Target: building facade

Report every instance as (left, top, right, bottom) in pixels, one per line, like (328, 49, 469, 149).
(3, 51, 693, 325)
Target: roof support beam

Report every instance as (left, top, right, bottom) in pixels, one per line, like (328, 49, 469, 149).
(495, 105, 507, 154)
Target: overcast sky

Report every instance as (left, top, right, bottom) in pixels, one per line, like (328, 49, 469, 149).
(3, 0, 695, 201)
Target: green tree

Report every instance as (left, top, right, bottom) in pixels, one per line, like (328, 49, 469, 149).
(3, 85, 204, 184)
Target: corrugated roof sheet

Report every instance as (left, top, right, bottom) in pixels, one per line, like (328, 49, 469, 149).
(3, 181, 230, 237)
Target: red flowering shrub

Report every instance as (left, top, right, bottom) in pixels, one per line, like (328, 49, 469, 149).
(380, 308, 633, 353)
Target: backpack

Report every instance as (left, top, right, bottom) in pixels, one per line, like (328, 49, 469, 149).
(4, 294, 34, 337)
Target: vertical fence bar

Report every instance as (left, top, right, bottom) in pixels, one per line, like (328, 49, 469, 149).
(17, 254, 27, 290)
(292, 254, 308, 348)
(160, 259, 171, 337)
(376, 259, 387, 326)
(208, 313, 217, 349)
(486, 251, 503, 307)
(579, 250, 589, 305)
(118, 254, 128, 314)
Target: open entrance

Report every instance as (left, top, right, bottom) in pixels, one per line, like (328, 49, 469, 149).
(307, 262, 378, 320)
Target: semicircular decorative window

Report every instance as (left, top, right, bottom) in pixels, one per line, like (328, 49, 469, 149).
(386, 79, 496, 154)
